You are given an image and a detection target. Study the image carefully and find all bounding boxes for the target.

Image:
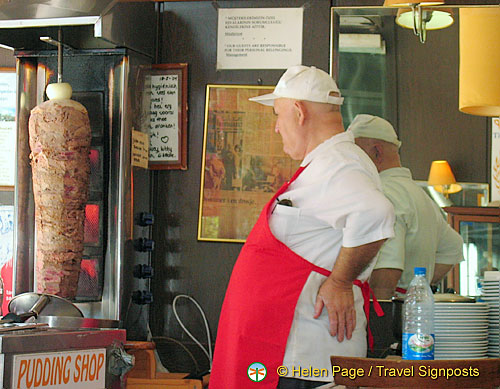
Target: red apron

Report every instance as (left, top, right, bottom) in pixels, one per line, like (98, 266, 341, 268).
(209, 166, 382, 389)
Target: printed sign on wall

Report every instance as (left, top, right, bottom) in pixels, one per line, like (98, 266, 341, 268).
(217, 8, 303, 70)
(492, 118, 500, 202)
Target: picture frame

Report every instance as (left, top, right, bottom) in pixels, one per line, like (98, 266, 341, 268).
(491, 117, 500, 202)
(145, 63, 188, 170)
(0, 67, 16, 190)
(198, 84, 301, 242)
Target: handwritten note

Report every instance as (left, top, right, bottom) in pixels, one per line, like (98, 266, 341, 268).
(132, 130, 149, 169)
(0, 72, 16, 186)
(149, 74, 179, 162)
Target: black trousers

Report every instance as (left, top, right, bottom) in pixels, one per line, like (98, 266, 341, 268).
(277, 377, 329, 388)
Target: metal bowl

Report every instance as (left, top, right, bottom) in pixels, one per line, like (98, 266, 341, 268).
(8, 292, 84, 318)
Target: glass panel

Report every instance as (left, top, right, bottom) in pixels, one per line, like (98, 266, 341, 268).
(339, 51, 387, 129)
(459, 220, 500, 296)
(76, 257, 102, 299)
(415, 181, 489, 208)
(84, 203, 101, 245)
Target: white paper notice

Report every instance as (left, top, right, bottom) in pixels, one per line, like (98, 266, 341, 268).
(217, 8, 303, 70)
(491, 117, 500, 201)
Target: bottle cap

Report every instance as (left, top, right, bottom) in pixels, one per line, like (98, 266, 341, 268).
(414, 267, 426, 275)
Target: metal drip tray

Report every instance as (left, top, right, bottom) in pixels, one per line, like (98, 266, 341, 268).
(31, 315, 119, 329)
(0, 322, 49, 332)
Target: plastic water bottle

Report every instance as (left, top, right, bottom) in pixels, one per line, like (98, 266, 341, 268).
(402, 267, 435, 360)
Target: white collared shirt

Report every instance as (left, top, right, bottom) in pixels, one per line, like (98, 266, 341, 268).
(374, 167, 464, 290)
(269, 131, 395, 381)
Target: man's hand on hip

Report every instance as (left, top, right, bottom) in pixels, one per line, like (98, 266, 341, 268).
(312, 240, 387, 342)
(314, 277, 355, 342)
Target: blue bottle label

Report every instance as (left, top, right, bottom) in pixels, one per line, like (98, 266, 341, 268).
(402, 333, 435, 360)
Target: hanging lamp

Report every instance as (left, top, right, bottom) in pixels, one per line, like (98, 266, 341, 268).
(384, 0, 447, 43)
(459, 7, 500, 117)
(396, 8, 453, 43)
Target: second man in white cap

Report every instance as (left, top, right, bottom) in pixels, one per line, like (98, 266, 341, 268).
(348, 114, 464, 300)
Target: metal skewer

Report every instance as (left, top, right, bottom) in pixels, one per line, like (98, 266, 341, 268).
(39, 27, 75, 84)
(39, 28, 75, 100)
(57, 27, 62, 83)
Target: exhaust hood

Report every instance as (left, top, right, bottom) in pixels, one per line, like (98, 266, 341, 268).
(0, 0, 155, 57)
(0, 0, 118, 28)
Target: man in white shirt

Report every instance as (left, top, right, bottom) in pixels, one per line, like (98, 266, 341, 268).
(210, 66, 395, 389)
(348, 114, 464, 300)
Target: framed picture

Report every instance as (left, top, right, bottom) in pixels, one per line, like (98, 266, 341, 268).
(145, 63, 188, 170)
(491, 117, 500, 202)
(198, 84, 300, 242)
(0, 68, 16, 190)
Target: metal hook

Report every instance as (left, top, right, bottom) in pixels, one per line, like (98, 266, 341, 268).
(39, 28, 75, 83)
(411, 5, 430, 44)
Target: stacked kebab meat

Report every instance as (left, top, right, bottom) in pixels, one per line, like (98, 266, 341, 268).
(29, 85, 91, 299)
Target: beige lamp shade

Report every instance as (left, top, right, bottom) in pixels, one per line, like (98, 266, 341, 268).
(428, 160, 462, 194)
(459, 8, 500, 116)
(396, 8, 453, 30)
(384, 0, 444, 6)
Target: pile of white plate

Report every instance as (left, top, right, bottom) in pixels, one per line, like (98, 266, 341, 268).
(481, 273, 500, 357)
(434, 302, 489, 360)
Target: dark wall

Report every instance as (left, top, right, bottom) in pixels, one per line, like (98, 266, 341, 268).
(395, 16, 489, 182)
(150, 0, 331, 373)
(149, 2, 492, 373)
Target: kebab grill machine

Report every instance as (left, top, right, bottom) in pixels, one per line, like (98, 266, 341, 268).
(0, 1, 158, 387)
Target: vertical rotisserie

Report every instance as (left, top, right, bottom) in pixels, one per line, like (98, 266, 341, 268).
(29, 97, 91, 299)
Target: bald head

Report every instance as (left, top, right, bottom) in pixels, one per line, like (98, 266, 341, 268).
(272, 96, 345, 160)
(296, 97, 344, 135)
(355, 137, 401, 172)
(348, 114, 402, 172)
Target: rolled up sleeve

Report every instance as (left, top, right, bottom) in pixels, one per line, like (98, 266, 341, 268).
(343, 194, 395, 247)
(319, 164, 395, 248)
(435, 225, 464, 265)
